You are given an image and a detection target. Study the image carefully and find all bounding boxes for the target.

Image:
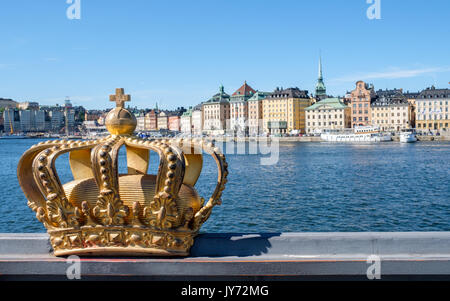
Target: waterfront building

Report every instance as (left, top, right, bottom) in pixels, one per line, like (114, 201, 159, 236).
(350, 81, 376, 127)
(35, 110, 46, 131)
(145, 110, 159, 131)
(371, 94, 412, 131)
(230, 81, 256, 135)
(17, 102, 39, 110)
(157, 112, 168, 130)
(3, 109, 21, 133)
(262, 87, 311, 134)
(18, 109, 46, 132)
(0, 111, 3, 131)
(305, 98, 351, 134)
(136, 114, 146, 132)
(63, 99, 76, 133)
(415, 86, 450, 131)
(248, 91, 270, 136)
(192, 105, 203, 135)
(64, 109, 76, 132)
(168, 115, 181, 132)
(85, 110, 103, 122)
(202, 86, 230, 135)
(314, 56, 327, 101)
(49, 110, 64, 131)
(19, 110, 33, 132)
(180, 108, 193, 134)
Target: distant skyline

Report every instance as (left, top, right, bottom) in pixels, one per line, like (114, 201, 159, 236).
(0, 0, 449, 109)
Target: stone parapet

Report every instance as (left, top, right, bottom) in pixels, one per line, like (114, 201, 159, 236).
(1, 232, 449, 280)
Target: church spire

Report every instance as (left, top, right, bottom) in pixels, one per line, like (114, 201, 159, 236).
(315, 53, 327, 99)
(318, 55, 323, 80)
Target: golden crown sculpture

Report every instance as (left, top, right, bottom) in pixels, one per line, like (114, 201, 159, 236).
(17, 88, 228, 256)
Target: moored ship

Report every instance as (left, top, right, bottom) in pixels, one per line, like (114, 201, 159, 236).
(321, 126, 392, 142)
(0, 134, 28, 139)
(399, 129, 418, 143)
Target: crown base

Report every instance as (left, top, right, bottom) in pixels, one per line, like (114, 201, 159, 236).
(48, 227, 197, 257)
(53, 247, 189, 257)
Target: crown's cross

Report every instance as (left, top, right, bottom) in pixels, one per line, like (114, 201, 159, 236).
(110, 88, 131, 108)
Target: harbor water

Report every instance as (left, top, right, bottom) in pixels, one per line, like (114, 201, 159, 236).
(1, 139, 449, 233)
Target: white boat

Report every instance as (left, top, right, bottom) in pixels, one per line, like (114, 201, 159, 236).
(321, 126, 392, 142)
(0, 134, 29, 139)
(399, 129, 417, 143)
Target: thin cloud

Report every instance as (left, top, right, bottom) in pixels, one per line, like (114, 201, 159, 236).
(330, 67, 450, 83)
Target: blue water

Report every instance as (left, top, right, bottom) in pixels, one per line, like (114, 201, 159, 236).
(1, 139, 449, 233)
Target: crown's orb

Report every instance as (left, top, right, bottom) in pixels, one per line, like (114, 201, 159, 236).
(105, 107, 137, 136)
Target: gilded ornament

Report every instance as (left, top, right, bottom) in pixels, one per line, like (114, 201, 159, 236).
(17, 88, 228, 256)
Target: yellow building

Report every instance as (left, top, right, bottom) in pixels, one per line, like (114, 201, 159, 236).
(371, 95, 412, 132)
(262, 87, 311, 134)
(415, 87, 450, 132)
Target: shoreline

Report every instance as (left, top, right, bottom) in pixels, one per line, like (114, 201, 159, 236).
(2, 135, 449, 143)
(211, 135, 450, 142)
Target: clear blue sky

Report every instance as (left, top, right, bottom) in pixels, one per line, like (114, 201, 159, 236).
(0, 0, 449, 109)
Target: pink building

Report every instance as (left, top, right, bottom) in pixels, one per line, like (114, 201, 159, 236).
(168, 115, 181, 132)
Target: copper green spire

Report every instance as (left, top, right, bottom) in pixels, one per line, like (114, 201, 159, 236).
(315, 54, 327, 98)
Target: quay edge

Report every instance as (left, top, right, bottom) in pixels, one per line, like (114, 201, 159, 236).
(0, 232, 450, 280)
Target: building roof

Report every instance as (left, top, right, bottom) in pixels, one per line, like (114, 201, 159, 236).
(267, 87, 309, 99)
(232, 81, 256, 97)
(248, 91, 271, 101)
(204, 86, 230, 104)
(193, 103, 203, 111)
(181, 108, 192, 117)
(305, 98, 348, 111)
(418, 86, 450, 99)
(404, 91, 420, 99)
(371, 95, 409, 107)
(376, 88, 403, 98)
